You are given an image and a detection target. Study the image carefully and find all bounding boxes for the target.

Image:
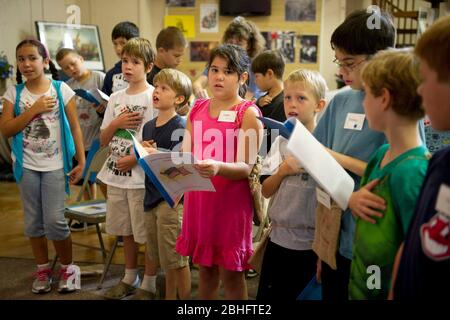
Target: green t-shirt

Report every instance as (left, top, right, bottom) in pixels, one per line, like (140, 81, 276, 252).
(349, 144, 429, 300)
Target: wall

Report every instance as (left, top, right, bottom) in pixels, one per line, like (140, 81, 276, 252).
(0, 0, 370, 90)
(166, 0, 323, 86)
(0, 0, 156, 86)
(0, 0, 73, 87)
(321, 0, 347, 90)
(77, 0, 141, 69)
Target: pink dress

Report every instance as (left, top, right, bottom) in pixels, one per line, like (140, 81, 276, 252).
(176, 99, 259, 271)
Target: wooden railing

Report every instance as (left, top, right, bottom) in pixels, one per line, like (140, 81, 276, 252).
(374, 0, 445, 47)
(373, 0, 419, 47)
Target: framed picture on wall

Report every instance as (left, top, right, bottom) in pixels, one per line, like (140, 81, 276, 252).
(277, 31, 296, 63)
(285, 0, 316, 22)
(260, 31, 273, 50)
(166, 0, 195, 7)
(299, 35, 318, 63)
(35, 21, 105, 71)
(190, 41, 219, 62)
(200, 3, 219, 33)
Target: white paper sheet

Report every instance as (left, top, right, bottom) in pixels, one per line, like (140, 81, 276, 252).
(287, 119, 354, 210)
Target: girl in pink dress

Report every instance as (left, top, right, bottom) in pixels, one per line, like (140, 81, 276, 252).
(176, 44, 263, 299)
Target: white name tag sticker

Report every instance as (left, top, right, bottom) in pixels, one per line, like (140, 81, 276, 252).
(218, 111, 237, 123)
(344, 113, 365, 131)
(435, 184, 450, 218)
(316, 187, 331, 209)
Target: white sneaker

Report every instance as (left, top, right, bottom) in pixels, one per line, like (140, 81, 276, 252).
(32, 268, 53, 294)
(57, 265, 81, 293)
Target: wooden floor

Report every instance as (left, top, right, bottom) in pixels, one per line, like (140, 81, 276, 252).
(0, 181, 137, 266)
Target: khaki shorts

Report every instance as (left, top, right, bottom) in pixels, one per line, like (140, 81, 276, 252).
(105, 186, 146, 244)
(145, 202, 189, 270)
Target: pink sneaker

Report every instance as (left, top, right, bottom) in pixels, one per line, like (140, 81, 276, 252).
(57, 265, 81, 293)
(32, 268, 53, 294)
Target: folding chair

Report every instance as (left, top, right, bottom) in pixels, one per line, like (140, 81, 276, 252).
(52, 144, 119, 288)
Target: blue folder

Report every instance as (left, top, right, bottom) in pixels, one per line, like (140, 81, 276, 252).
(74, 89, 101, 106)
(297, 276, 322, 300)
(257, 116, 296, 140)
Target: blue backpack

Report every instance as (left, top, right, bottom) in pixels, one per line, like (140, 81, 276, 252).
(12, 80, 75, 194)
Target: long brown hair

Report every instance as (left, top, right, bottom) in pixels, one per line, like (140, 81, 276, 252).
(207, 44, 251, 99)
(15, 39, 59, 84)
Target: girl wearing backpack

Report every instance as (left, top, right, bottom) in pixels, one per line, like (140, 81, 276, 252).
(0, 39, 85, 294)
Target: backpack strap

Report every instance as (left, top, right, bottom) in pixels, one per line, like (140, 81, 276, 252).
(11, 84, 26, 183)
(52, 79, 76, 194)
(13, 83, 26, 116)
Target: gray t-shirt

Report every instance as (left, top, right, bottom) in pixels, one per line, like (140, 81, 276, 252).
(261, 136, 317, 251)
(67, 70, 105, 150)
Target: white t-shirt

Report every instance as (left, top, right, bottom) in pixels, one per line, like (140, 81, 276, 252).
(112, 73, 128, 93)
(97, 85, 156, 189)
(67, 71, 105, 150)
(3, 82, 75, 171)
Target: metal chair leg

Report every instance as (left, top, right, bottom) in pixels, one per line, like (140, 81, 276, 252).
(97, 236, 119, 289)
(50, 254, 58, 271)
(95, 223, 107, 261)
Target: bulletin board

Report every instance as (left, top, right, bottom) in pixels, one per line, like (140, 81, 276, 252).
(165, 0, 322, 81)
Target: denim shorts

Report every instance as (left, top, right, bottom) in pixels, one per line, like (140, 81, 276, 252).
(18, 168, 70, 241)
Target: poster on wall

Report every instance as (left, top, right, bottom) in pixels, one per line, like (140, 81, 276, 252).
(164, 15, 196, 38)
(261, 31, 275, 50)
(285, 0, 316, 22)
(277, 32, 296, 63)
(190, 41, 219, 61)
(299, 35, 318, 63)
(200, 4, 219, 33)
(166, 0, 195, 7)
(261, 31, 296, 63)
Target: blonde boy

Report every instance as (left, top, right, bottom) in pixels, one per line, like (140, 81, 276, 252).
(257, 69, 326, 300)
(347, 49, 429, 300)
(137, 68, 192, 300)
(97, 38, 157, 300)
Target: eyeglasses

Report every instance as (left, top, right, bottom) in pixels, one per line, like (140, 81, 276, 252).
(333, 57, 367, 72)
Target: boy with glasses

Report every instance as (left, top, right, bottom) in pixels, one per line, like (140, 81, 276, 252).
(313, 9, 396, 301)
(332, 57, 368, 74)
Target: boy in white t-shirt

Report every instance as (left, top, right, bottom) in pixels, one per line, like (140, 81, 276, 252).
(97, 38, 157, 299)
